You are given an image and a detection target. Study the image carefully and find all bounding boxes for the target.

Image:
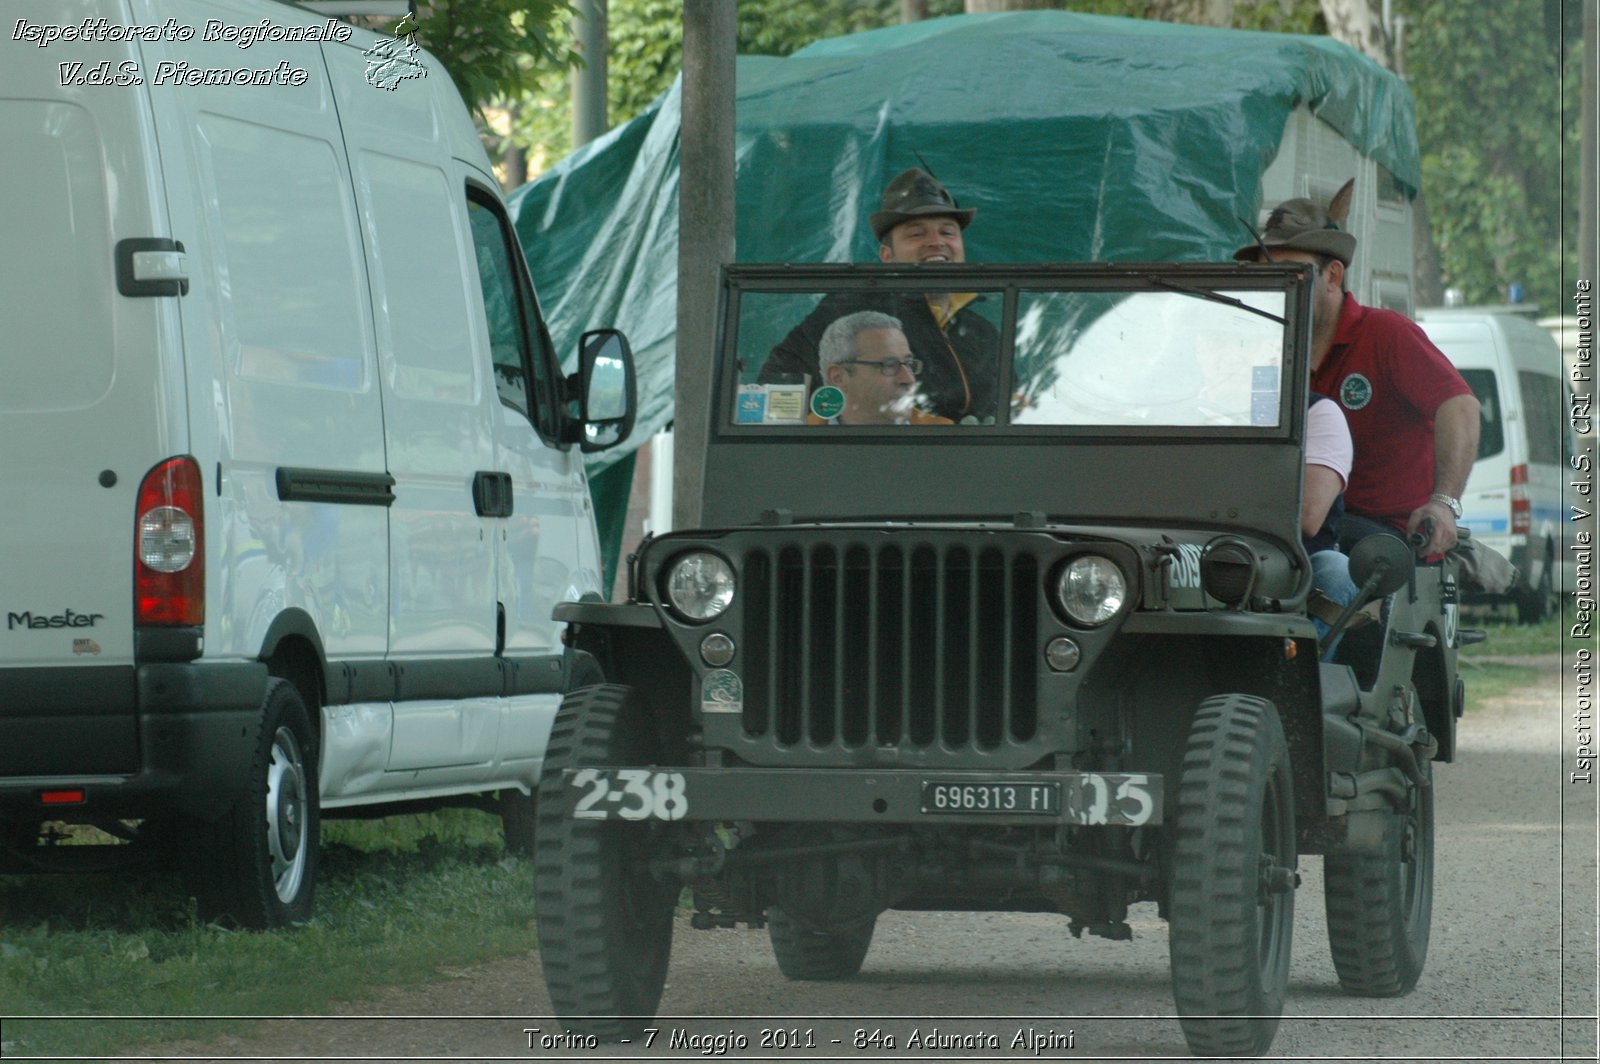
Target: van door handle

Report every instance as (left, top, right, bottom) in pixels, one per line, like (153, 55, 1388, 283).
(473, 471, 514, 517)
(115, 238, 189, 297)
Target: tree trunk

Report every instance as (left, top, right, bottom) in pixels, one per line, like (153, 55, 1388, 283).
(571, 0, 608, 148)
(502, 144, 528, 191)
(902, 0, 929, 22)
(964, 0, 1055, 12)
(675, 0, 736, 530)
(1318, 0, 1389, 64)
(498, 101, 528, 192)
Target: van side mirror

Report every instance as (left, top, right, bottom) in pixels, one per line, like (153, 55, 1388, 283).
(574, 329, 636, 453)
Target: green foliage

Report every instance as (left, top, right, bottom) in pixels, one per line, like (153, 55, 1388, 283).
(0, 811, 537, 1059)
(406, 0, 575, 108)
(516, 0, 967, 173)
(1402, 0, 1582, 309)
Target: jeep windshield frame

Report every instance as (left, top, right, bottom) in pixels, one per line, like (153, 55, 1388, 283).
(705, 262, 1314, 546)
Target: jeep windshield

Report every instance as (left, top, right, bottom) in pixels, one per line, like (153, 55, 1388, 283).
(706, 263, 1314, 543)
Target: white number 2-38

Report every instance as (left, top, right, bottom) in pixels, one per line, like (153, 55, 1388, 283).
(571, 769, 689, 821)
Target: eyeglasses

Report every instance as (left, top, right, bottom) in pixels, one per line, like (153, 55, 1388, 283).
(840, 357, 924, 376)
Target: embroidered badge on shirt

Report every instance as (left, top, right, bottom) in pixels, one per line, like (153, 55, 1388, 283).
(1339, 373, 1373, 411)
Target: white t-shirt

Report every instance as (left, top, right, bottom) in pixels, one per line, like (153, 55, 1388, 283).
(1307, 397, 1353, 487)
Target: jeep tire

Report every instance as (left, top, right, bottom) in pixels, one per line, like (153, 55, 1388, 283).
(502, 657, 606, 857)
(767, 908, 876, 980)
(1324, 758, 1434, 995)
(1168, 694, 1296, 1058)
(534, 684, 676, 1041)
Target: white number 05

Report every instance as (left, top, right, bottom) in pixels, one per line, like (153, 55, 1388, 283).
(571, 769, 689, 821)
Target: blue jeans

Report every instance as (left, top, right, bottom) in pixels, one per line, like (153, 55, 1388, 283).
(1311, 549, 1360, 660)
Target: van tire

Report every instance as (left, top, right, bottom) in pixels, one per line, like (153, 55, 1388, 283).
(1516, 549, 1555, 624)
(498, 788, 538, 858)
(534, 684, 675, 1041)
(1168, 694, 1296, 1058)
(181, 679, 319, 929)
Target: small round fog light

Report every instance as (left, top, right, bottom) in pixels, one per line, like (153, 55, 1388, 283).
(700, 632, 736, 667)
(1044, 636, 1081, 672)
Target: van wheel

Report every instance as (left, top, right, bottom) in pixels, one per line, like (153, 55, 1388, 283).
(534, 684, 676, 1041)
(768, 909, 875, 980)
(1324, 759, 1434, 995)
(1168, 694, 1296, 1058)
(504, 656, 607, 857)
(182, 679, 319, 929)
(1516, 549, 1555, 624)
(498, 788, 538, 858)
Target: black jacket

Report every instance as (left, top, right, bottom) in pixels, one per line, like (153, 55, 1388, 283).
(759, 291, 999, 421)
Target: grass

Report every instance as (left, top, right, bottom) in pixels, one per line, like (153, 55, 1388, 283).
(1456, 601, 1569, 704)
(0, 809, 537, 1060)
(1458, 601, 1566, 659)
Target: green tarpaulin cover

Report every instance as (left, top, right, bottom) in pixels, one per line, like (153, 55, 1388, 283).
(508, 10, 1420, 471)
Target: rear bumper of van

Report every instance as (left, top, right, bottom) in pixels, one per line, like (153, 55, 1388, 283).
(0, 661, 268, 821)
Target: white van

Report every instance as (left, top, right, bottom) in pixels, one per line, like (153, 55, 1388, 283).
(1417, 308, 1573, 622)
(0, 0, 634, 927)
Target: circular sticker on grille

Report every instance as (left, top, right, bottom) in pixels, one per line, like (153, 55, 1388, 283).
(1339, 373, 1373, 411)
(701, 669, 743, 714)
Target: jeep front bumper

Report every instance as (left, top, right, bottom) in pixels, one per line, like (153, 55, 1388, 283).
(558, 767, 1162, 827)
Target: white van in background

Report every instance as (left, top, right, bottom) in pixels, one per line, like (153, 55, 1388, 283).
(1417, 308, 1573, 622)
(1, 0, 634, 927)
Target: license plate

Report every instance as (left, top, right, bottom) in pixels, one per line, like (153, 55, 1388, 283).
(921, 780, 1061, 815)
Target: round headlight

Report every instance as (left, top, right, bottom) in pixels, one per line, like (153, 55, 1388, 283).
(1056, 555, 1127, 627)
(666, 551, 735, 621)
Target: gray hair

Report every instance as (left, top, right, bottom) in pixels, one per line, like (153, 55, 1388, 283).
(818, 311, 904, 374)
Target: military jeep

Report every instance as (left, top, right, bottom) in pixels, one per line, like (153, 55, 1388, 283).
(534, 263, 1462, 1057)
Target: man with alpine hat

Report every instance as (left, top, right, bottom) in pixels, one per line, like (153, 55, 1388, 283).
(761, 168, 999, 422)
(1235, 179, 1478, 557)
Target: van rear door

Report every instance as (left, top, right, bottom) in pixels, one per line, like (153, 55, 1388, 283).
(0, 1, 179, 772)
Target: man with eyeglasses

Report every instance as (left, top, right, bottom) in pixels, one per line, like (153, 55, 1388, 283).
(761, 168, 999, 422)
(805, 311, 953, 426)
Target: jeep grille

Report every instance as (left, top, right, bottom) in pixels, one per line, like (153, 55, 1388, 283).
(737, 541, 1041, 755)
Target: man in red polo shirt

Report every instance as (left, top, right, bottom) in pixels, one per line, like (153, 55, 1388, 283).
(1235, 181, 1479, 557)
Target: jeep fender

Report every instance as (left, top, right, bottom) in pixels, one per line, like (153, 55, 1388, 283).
(554, 602, 693, 760)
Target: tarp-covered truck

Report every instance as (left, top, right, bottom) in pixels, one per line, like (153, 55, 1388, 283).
(507, 10, 1423, 484)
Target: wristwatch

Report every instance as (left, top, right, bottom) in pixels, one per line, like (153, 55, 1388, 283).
(1429, 493, 1463, 519)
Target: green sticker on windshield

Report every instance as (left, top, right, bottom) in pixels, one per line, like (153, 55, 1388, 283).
(810, 385, 845, 421)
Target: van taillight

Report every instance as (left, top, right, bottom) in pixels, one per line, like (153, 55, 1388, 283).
(1510, 463, 1530, 534)
(135, 457, 204, 626)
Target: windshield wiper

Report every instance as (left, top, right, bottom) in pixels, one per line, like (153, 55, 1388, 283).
(1138, 275, 1286, 325)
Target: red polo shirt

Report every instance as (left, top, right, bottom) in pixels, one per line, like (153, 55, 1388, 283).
(1309, 294, 1472, 530)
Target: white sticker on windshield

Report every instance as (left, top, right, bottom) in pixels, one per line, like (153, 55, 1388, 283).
(736, 384, 806, 424)
(735, 386, 768, 423)
(1250, 364, 1280, 426)
(765, 384, 806, 422)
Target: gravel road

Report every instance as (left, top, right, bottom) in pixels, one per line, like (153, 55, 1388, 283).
(138, 655, 1595, 1063)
